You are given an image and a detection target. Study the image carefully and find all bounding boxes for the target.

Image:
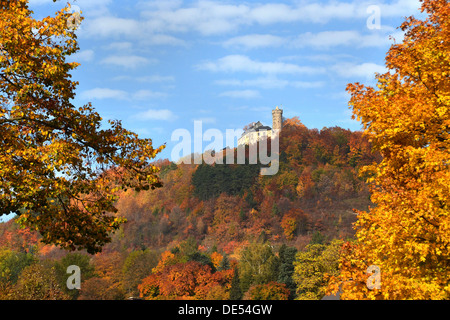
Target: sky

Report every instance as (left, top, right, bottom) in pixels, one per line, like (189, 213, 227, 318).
(26, 0, 426, 162)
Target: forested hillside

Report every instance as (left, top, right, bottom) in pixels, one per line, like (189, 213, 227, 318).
(0, 117, 381, 300)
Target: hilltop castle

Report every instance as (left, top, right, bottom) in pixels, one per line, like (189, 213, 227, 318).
(238, 106, 283, 146)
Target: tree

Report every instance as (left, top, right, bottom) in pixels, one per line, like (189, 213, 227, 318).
(13, 263, 70, 300)
(122, 249, 159, 297)
(293, 239, 342, 300)
(280, 208, 304, 240)
(277, 244, 297, 299)
(331, 0, 450, 299)
(229, 267, 242, 300)
(238, 242, 280, 294)
(211, 251, 224, 269)
(78, 277, 123, 300)
(53, 252, 96, 300)
(244, 281, 290, 300)
(139, 261, 216, 299)
(91, 251, 125, 299)
(218, 253, 230, 271)
(0, 0, 164, 254)
(0, 248, 36, 285)
(0, 248, 36, 298)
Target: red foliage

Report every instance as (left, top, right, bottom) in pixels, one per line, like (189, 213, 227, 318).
(139, 261, 233, 300)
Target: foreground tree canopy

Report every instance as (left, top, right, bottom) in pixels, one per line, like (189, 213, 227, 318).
(329, 0, 449, 299)
(0, 1, 164, 253)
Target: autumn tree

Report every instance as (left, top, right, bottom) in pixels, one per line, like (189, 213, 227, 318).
(78, 277, 123, 300)
(0, 1, 164, 253)
(0, 248, 35, 298)
(330, 0, 450, 299)
(122, 249, 159, 297)
(244, 281, 290, 300)
(13, 263, 69, 300)
(91, 251, 126, 299)
(238, 242, 280, 294)
(52, 252, 96, 300)
(293, 239, 342, 300)
(281, 208, 307, 240)
(138, 261, 233, 300)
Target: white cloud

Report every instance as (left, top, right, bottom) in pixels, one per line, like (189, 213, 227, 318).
(80, 88, 128, 100)
(83, 17, 140, 37)
(82, 16, 186, 46)
(100, 55, 156, 69)
(132, 90, 168, 100)
(70, 49, 94, 62)
(223, 34, 285, 50)
(197, 55, 324, 75)
(137, 0, 422, 35)
(78, 0, 422, 42)
(192, 117, 217, 124)
(80, 88, 168, 101)
(219, 90, 261, 99)
(221, 29, 404, 52)
(140, 1, 250, 35)
(112, 75, 175, 83)
(132, 109, 177, 121)
(105, 42, 133, 52)
(332, 62, 386, 79)
(215, 76, 324, 89)
(292, 30, 405, 49)
(140, 34, 187, 46)
(294, 31, 360, 49)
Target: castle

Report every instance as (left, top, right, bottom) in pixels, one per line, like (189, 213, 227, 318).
(237, 106, 283, 146)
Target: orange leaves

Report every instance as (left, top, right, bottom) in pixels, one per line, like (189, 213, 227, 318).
(337, 0, 450, 299)
(152, 250, 177, 274)
(211, 251, 224, 269)
(244, 282, 290, 300)
(139, 261, 233, 300)
(281, 208, 306, 241)
(0, 0, 164, 253)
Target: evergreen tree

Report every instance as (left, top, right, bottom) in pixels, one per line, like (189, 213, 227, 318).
(310, 231, 325, 244)
(229, 267, 242, 300)
(277, 244, 298, 299)
(218, 254, 230, 271)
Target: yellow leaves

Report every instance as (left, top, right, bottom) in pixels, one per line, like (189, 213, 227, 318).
(335, 0, 450, 300)
(0, 0, 166, 254)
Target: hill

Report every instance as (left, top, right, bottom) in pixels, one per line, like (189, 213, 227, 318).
(104, 117, 379, 252)
(0, 117, 381, 299)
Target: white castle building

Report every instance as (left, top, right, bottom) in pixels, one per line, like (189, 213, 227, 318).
(238, 106, 283, 146)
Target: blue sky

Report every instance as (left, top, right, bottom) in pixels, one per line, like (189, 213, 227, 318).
(28, 0, 425, 162)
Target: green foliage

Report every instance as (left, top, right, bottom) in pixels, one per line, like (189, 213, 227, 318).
(53, 252, 96, 300)
(277, 244, 298, 299)
(218, 254, 230, 271)
(192, 162, 260, 200)
(229, 267, 242, 300)
(0, 249, 36, 285)
(13, 263, 70, 300)
(177, 236, 198, 258)
(186, 252, 214, 270)
(159, 161, 178, 177)
(293, 239, 342, 300)
(122, 249, 159, 297)
(310, 231, 326, 244)
(238, 242, 280, 294)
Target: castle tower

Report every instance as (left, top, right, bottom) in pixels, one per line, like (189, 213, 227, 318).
(272, 106, 283, 131)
